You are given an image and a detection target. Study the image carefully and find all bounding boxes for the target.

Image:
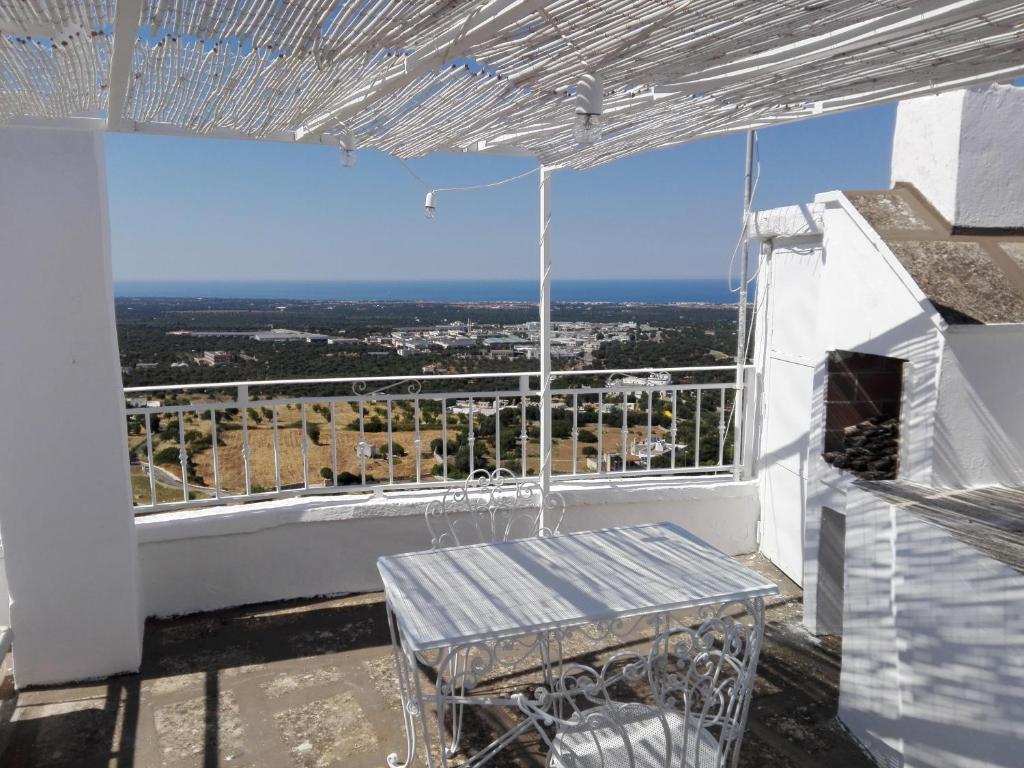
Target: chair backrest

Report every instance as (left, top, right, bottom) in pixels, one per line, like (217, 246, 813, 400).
(424, 468, 566, 549)
(514, 653, 686, 768)
(513, 599, 765, 768)
(647, 599, 765, 767)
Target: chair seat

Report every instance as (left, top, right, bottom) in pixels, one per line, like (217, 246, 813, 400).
(550, 703, 722, 768)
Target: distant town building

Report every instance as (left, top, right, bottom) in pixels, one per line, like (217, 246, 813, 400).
(202, 350, 230, 367)
(432, 337, 476, 350)
(252, 328, 331, 343)
(483, 336, 530, 348)
(126, 398, 163, 408)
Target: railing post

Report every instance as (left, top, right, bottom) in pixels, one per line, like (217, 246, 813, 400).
(519, 376, 529, 478)
(539, 165, 553, 518)
(239, 384, 251, 496)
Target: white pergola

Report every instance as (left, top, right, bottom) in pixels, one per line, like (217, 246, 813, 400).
(1, 1, 1023, 165)
(1, 0, 1024, 687)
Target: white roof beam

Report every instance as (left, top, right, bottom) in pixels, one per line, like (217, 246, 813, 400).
(106, 0, 145, 131)
(294, 0, 547, 140)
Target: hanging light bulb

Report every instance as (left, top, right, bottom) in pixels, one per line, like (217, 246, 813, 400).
(573, 73, 604, 146)
(424, 191, 437, 219)
(338, 127, 357, 168)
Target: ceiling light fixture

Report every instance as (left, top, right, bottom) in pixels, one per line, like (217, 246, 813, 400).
(573, 73, 604, 146)
(338, 127, 357, 168)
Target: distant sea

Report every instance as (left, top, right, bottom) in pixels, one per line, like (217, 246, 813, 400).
(113, 279, 741, 304)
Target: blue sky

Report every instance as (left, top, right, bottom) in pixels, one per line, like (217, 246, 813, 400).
(106, 103, 896, 282)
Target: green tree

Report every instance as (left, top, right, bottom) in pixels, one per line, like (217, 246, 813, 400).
(154, 446, 182, 464)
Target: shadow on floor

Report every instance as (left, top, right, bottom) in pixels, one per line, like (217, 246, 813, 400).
(0, 557, 874, 768)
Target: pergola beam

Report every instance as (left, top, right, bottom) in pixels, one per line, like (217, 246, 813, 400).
(106, 0, 145, 131)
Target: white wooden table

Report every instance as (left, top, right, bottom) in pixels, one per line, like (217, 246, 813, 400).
(377, 522, 778, 768)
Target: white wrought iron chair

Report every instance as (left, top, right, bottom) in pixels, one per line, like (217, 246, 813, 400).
(424, 467, 566, 549)
(514, 599, 766, 768)
(418, 468, 567, 760)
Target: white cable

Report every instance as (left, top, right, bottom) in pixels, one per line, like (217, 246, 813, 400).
(721, 239, 773, 453)
(431, 165, 540, 195)
(396, 157, 539, 199)
(727, 132, 761, 294)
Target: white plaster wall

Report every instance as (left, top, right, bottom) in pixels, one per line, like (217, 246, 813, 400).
(754, 239, 824, 586)
(753, 194, 947, 634)
(803, 201, 946, 635)
(892, 84, 1024, 229)
(891, 89, 964, 224)
(955, 85, 1024, 229)
(0, 542, 9, 628)
(840, 486, 1024, 768)
(135, 479, 759, 618)
(932, 326, 1024, 487)
(838, 487, 904, 767)
(0, 127, 143, 686)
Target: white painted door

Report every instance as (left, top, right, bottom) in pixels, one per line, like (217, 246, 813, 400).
(754, 244, 823, 585)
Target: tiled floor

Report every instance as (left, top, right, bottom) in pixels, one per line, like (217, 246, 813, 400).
(0, 555, 874, 767)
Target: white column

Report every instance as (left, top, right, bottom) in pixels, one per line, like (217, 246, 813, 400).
(0, 127, 144, 686)
(538, 166, 553, 509)
(734, 131, 756, 480)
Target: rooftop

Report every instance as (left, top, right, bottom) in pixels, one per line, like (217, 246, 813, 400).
(845, 184, 1024, 324)
(0, 556, 875, 768)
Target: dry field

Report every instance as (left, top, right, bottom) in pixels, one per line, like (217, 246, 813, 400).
(135, 402, 697, 501)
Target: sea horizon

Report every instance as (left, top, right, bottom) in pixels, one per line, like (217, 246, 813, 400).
(113, 278, 744, 305)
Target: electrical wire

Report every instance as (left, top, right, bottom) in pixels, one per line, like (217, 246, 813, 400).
(431, 165, 539, 195)
(396, 157, 540, 198)
(396, 157, 431, 190)
(727, 131, 761, 294)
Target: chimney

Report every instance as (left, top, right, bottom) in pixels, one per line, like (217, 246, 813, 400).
(891, 84, 1024, 231)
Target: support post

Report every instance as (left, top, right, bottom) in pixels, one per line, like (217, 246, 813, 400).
(734, 131, 756, 480)
(538, 166, 553, 516)
(0, 127, 144, 686)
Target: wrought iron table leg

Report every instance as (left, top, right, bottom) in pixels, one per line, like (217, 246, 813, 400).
(410, 651, 441, 768)
(729, 596, 766, 768)
(385, 600, 420, 768)
(443, 648, 466, 759)
(539, 630, 565, 720)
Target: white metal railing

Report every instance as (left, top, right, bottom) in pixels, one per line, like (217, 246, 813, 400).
(124, 366, 748, 514)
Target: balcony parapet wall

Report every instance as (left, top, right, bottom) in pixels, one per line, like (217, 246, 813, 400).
(135, 477, 759, 618)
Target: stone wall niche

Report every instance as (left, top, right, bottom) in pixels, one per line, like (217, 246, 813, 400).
(822, 351, 905, 480)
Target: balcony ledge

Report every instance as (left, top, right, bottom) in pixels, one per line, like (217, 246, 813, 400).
(135, 476, 756, 545)
(133, 477, 759, 618)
